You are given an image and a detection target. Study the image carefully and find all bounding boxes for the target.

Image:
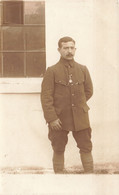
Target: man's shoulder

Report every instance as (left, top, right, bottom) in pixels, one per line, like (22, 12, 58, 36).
(46, 62, 61, 72)
(48, 62, 60, 69)
(75, 61, 87, 71)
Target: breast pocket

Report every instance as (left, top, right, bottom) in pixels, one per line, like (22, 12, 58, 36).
(75, 79, 85, 95)
(54, 80, 67, 95)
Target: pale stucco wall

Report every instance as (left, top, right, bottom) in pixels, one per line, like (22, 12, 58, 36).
(0, 0, 119, 169)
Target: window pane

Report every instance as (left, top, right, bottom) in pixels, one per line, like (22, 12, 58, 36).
(3, 52, 24, 77)
(3, 27, 24, 50)
(25, 1, 45, 24)
(26, 52, 46, 77)
(3, 1, 23, 24)
(25, 27, 45, 50)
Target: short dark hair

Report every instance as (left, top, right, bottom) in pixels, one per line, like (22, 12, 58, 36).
(58, 36, 75, 48)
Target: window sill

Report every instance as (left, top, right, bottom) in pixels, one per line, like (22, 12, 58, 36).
(0, 78, 43, 94)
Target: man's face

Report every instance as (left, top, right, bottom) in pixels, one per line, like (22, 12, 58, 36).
(58, 41, 76, 60)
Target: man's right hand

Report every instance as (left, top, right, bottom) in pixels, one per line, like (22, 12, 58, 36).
(49, 119, 62, 130)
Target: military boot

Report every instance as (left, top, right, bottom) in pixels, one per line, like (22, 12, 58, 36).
(80, 152, 94, 173)
(53, 151, 64, 174)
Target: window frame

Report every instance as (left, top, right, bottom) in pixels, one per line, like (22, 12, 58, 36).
(0, 0, 46, 93)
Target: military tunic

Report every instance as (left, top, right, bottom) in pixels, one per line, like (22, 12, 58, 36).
(41, 57, 93, 131)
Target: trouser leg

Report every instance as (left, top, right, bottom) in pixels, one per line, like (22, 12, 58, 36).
(53, 151, 64, 173)
(80, 152, 93, 173)
(72, 128, 94, 173)
(48, 129, 69, 173)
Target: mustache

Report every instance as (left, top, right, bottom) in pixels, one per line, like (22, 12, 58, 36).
(66, 54, 73, 57)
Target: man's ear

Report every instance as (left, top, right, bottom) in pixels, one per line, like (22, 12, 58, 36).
(57, 48, 61, 53)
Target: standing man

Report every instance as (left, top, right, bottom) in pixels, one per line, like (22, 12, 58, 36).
(41, 36, 94, 173)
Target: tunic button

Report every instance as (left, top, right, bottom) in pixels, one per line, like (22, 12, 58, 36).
(72, 93, 74, 96)
(72, 104, 74, 106)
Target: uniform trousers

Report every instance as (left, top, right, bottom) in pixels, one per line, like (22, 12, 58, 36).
(48, 127, 92, 154)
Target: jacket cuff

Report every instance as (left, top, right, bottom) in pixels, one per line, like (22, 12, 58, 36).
(45, 112, 58, 124)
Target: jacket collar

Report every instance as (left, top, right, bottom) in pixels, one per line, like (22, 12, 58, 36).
(59, 57, 75, 67)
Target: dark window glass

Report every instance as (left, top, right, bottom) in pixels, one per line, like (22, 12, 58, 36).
(3, 1, 23, 24)
(25, 27, 45, 50)
(3, 52, 24, 77)
(26, 52, 46, 77)
(3, 27, 24, 50)
(25, 1, 45, 24)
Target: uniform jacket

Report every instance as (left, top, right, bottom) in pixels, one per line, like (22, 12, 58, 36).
(41, 58, 93, 131)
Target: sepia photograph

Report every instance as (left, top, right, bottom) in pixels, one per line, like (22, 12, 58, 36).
(0, 0, 119, 194)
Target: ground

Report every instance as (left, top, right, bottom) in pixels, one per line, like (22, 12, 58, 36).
(0, 163, 119, 174)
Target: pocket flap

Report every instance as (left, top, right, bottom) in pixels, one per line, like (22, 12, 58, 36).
(75, 79, 84, 85)
(55, 79, 67, 86)
(83, 104, 90, 112)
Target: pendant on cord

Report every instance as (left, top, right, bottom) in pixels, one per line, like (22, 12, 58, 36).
(69, 74, 73, 83)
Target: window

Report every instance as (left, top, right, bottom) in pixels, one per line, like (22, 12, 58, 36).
(0, 1, 46, 78)
(3, 1, 24, 24)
